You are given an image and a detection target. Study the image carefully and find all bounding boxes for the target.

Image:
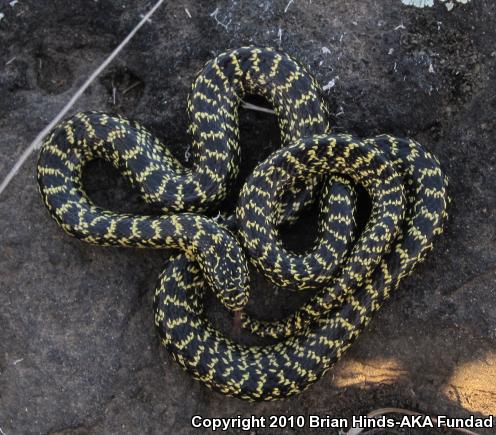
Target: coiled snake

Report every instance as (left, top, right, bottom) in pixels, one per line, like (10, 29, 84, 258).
(37, 47, 448, 401)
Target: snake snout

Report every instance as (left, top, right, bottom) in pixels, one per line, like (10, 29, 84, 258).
(221, 264, 250, 311)
(198, 228, 250, 312)
(216, 245, 250, 312)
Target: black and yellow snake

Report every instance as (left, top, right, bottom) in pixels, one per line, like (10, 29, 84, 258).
(37, 46, 448, 401)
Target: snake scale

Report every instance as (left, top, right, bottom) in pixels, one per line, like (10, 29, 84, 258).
(37, 46, 448, 401)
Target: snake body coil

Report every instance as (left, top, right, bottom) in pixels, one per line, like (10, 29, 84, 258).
(37, 47, 448, 401)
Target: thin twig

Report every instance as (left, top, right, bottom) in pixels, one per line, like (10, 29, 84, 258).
(111, 77, 117, 105)
(241, 101, 275, 114)
(210, 7, 231, 30)
(0, 0, 166, 196)
(284, 0, 295, 13)
(122, 81, 142, 95)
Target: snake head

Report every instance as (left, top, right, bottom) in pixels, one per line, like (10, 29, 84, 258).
(197, 226, 250, 312)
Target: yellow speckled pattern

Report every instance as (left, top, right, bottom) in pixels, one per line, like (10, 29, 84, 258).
(37, 47, 449, 401)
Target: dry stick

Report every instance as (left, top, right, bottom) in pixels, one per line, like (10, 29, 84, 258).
(240, 101, 275, 114)
(0, 0, 166, 196)
(122, 80, 143, 95)
(346, 407, 480, 435)
(284, 0, 295, 13)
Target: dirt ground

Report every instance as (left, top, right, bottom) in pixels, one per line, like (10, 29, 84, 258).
(0, 0, 495, 434)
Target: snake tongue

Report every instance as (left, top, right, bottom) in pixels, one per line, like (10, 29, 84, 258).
(232, 309, 243, 335)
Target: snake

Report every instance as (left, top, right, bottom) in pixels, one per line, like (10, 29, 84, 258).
(37, 46, 449, 401)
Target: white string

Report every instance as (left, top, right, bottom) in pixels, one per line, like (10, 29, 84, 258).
(0, 0, 166, 196)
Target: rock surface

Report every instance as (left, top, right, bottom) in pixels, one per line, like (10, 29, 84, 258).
(0, 0, 495, 434)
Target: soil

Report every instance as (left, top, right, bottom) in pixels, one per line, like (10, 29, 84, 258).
(0, 0, 495, 434)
